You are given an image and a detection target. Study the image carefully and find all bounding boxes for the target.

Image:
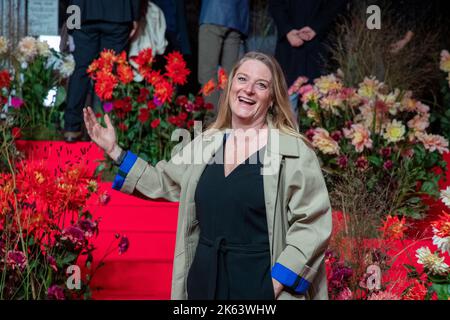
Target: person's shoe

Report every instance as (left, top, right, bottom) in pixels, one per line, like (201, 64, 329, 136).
(63, 131, 82, 143)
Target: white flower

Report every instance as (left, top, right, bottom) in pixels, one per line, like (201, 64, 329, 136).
(48, 53, 75, 78)
(440, 186, 450, 209)
(382, 119, 406, 143)
(0, 36, 9, 55)
(17, 36, 38, 62)
(60, 54, 75, 78)
(36, 40, 51, 57)
(416, 246, 450, 275)
(432, 233, 450, 255)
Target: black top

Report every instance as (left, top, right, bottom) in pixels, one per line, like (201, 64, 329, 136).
(69, 0, 142, 23)
(187, 134, 274, 300)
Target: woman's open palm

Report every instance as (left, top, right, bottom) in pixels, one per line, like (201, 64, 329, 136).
(83, 107, 116, 153)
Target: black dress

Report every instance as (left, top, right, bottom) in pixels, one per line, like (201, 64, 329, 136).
(187, 134, 274, 300)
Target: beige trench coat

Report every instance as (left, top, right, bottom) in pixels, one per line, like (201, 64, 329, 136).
(115, 118, 332, 300)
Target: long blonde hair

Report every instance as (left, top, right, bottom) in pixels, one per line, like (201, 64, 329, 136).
(207, 52, 302, 138)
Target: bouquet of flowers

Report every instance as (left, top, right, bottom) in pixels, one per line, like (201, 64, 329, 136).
(0, 158, 127, 299)
(88, 48, 219, 165)
(402, 203, 450, 300)
(5, 36, 75, 138)
(293, 74, 448, 222)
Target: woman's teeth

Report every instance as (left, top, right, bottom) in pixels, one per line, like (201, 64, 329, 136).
(238, 96, 256, 105)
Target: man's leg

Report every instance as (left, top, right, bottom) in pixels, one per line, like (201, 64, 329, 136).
(64, 23, 100, 136)
(198, 24, 225, 120)
(98, 21, 131, 55)
(92, 22, 131, 114)
(220, 29, 241, 78)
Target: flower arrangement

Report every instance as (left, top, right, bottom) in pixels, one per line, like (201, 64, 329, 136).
(1, 36, 74, 139)
(0, 156, 127, 299)
(402, 209, 450, 300)
(293, 74, 448, 222)
(88, 48, 219, 165)
(325, 246, 397, 300)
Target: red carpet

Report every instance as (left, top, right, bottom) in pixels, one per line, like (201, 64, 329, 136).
(15, 140, 450, 299)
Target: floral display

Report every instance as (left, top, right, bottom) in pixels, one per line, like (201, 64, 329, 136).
(293, 73, 448, 220)
(0, 158, 128, 299)
(88, 48, 220, 165)
(0, 36, 75, 139)
(400, 210, 450, 300)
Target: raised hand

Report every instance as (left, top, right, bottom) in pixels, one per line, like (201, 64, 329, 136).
(83, 107, 119, 159)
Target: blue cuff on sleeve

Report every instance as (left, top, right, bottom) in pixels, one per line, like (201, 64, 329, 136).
(112, 151, 138, 190)
(271, 262, 311, 294)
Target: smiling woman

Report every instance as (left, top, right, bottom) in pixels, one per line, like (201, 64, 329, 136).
(83, 51, 332, 300)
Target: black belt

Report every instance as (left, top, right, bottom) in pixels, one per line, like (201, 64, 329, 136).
(199, 236, 270, 299)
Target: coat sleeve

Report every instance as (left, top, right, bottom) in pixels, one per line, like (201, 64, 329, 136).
(271, 141, 332, 295)
(269, 0, 294, 39)
(309, 0, 349, 38)
(111, 142, 189, 202)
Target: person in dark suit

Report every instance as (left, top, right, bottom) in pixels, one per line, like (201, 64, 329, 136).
(269, 0, 348, 88)
(63, 0, 142, 142)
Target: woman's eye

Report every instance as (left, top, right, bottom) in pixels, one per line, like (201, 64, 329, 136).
(257, 82, 267, 90)
(237, 76, 246, 82)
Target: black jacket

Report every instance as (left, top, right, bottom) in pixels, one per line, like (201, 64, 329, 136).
(69, 0, 142, 23)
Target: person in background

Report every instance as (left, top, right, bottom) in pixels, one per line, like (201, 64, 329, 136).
(129, 0, 168, 81)
(152, 0, 191, 55)
(63, 0, 141, 142)
(269, 0, 348, 118)
(198, 0, 250, 119)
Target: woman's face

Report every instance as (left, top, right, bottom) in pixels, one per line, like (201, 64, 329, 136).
(229, 59, 273, 124)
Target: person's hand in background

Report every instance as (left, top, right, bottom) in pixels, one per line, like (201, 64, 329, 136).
(298, 26, 317, 41)
(129, 20, 139, 40)
(286, 29, 304, 47)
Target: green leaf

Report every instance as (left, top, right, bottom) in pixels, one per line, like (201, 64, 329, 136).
(28, 237, 35, 246)
(367, 155, 383, 167)
(403, 264, 418, 273)
(58, 253, 78, 267)
(54, 86, 67, 108)
(420, 181, 439, 196)
(93, 163, 106, 178)
(431, 283, 450, 300)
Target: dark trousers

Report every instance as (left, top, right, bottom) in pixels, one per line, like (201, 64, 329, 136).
(64, 21, 131, 131)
